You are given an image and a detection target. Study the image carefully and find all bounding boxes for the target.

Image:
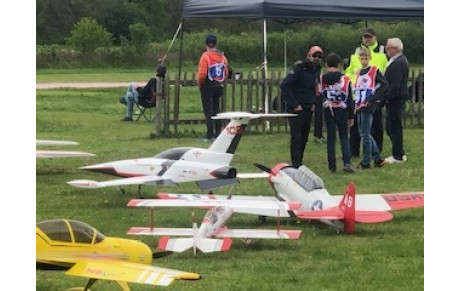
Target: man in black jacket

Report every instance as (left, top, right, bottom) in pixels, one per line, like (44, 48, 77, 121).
(281, 46, 323, 168)
(383, 38, 409, 164)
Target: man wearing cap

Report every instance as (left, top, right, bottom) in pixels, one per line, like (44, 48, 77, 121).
(345, 27, 388, 157)
(281, 45, 323, 168)
(197, 34, 229, 142)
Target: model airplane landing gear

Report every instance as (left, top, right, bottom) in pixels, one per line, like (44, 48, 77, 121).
(138, 185, 145, 199)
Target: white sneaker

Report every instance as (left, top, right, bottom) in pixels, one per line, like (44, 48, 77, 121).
(402, 155, 407, 161)
(385, 156, 405, 164)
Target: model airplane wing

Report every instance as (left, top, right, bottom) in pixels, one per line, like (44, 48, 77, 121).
(214, 228, 301, 239)
(36, 140, 79, 146)
(127, 198, 299, 215)
(67, 176, 178, 189)
(330, 192, 424, 211)
(236, 172, 270, 179)
(128, 227, 194, 236)
(37, 150, 95, 159)
(156, 193, 289, 217)
(296, 208, 394, 223)
(65, 259, 201, 287)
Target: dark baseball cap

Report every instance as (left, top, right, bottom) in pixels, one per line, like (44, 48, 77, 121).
(205, 34, 217, 47)
(362, 27, 376, 37)
(156, 65, 167, 77)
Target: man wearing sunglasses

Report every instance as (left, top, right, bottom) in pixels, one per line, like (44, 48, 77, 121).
(345, 28, 388, 159)
(281, 45, 323, 168)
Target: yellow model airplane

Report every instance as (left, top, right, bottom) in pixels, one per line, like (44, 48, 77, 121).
(36, 219, 201, 290)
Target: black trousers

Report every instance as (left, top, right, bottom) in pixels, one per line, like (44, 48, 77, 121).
(200, 86, 223, 139)
(350, 105, 384, 156)
(385, 101, 405, 160)
(314, 97, 323, 138)
(288, 106, 314, 168)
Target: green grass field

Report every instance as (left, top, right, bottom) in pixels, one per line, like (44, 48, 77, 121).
(36, 85, 424, 290)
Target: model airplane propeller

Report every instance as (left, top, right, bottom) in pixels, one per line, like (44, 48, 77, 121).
(36, 219, 201, 290)
(126, 198, 302, 256)
(156, 163, 424, 234)
(67, 112, 294, 196)
(36, 140, 95, 159)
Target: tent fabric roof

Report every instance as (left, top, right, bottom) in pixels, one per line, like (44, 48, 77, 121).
(182, 0, 424, 21)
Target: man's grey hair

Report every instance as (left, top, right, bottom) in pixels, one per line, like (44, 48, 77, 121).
(387, 37, 404, 52)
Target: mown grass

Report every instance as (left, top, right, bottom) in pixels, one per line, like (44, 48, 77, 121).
(36, 64, 424, 83)
(36, 86, 424, 291)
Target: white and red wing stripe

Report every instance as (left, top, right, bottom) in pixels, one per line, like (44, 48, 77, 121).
(128, 227, 194, 236)
(127, 199, 301, 212)
(214, 229, 301, 239)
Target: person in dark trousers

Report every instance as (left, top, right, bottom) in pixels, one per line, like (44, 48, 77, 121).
(353, 48, 388, 169)
(281, 45, 323, 168)
(319, 53, 355, 173)
(197, 34, 229, 142)
(313, 91, 325, 143)
(383, 37, 409, 164)
(345, 28, 388, 156)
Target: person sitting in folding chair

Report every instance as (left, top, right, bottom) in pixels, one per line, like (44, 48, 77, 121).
(120, 65, 166, 122)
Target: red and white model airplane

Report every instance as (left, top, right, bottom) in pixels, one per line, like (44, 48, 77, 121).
(126, 198, 302, 256)
(36, 140, 95, 159)
(157, 163, 424, 234)
(67, 112, 293, 195)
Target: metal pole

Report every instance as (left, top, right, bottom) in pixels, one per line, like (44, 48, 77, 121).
(262, 19, 270, 129)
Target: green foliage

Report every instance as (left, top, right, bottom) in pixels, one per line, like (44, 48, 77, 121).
(129, 23, 152, 54)
(66, 17, 113, 53)
(39, 21, 423, 69)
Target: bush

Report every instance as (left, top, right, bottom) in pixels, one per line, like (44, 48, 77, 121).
(129, 23, 151, 54)
(66, 17, 112, 53)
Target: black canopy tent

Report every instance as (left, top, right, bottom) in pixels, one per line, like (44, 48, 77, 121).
(177, 0, 424, 117)
(182, 0, 424, 21)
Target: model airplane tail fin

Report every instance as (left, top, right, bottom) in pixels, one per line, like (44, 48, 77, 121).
(158, 237, 232, 253)
(209, 113, 250, 154)
(340, 182, 356, 234)
(209, 112, 295, 154)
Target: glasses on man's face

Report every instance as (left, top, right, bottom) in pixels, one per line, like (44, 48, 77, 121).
(312, 54, 323, 59)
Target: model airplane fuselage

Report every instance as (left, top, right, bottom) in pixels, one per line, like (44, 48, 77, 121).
(36, 219, 201, 290)
(80, 148, 235, 184)
(68, 112, 294, 192)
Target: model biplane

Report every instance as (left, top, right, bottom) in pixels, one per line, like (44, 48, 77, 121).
(127, 198, 302, 256)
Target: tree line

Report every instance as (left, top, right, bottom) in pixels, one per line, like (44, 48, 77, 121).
(36, 0, 424, 69)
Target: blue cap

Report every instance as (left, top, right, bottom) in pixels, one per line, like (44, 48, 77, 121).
(205, 34, 217, 47)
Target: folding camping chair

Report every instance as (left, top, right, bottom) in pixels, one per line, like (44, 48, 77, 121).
(134, 102, 154, 122)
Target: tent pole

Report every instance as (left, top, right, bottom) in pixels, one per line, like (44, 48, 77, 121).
(262, 19, 270, 129)
(177, 19, 184, 130)
(284, 28, 287, 76)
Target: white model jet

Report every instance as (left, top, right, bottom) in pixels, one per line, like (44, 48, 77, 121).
(36, 140, 95, 159)
(127, 198, 302, 256)
(67, 112, 293, 195)
(158, 163, 424, 234)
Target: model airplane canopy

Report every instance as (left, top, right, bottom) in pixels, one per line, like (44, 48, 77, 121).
(36, 219, 201, 290)
(67, 112, 294, 193)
